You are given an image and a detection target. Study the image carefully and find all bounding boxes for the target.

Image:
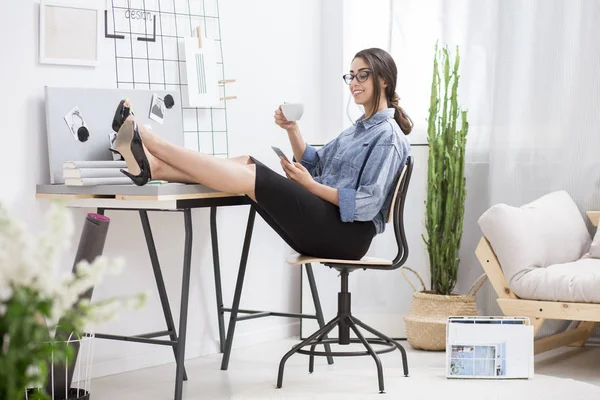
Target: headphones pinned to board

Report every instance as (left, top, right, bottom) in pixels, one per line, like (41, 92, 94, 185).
(70, 109, 90, 142)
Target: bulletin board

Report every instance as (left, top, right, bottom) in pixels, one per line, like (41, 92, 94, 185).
(106, 0, 233, 157)
(44, 86, 184, 184)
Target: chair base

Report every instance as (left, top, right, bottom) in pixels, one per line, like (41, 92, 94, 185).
(276, 313, 409, 393)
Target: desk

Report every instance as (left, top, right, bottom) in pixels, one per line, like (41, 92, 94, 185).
(36, 183, 330, 400)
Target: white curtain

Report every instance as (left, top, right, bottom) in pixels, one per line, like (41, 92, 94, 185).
(391, 0, 600, 337)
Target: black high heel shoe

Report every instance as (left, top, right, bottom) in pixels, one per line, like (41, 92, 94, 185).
(114, 121, 152, 186)
(112, 99, 134, 133)
(108, 147, 123, 161)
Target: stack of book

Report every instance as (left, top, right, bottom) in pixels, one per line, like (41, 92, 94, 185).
(63, 160, 132, 186)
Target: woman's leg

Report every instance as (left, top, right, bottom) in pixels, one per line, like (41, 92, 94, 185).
(149, 153, 197, 184)
(119, 118, 257, 200)
(151, 153, 251, 183)
(228, 155, 253, 165)
(150, 140, 256, 198)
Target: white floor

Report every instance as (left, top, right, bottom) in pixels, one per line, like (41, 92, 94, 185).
(90, 339, 600, 400)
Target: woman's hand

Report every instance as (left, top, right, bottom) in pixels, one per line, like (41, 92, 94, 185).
(282, 160, 340, 205)
(281, 159, 314, 189)
(274, 106, 298, 131)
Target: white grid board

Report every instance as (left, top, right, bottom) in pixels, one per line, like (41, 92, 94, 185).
(108, 0, 230, 157)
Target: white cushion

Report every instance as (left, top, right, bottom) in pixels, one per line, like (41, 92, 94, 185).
(478, 190, 591, 299)
(513, 258, 600, 303)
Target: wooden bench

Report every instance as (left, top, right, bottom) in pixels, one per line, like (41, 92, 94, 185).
(475, 211, 600, 355)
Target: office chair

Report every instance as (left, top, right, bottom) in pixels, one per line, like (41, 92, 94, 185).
(276, 155, 414, 393)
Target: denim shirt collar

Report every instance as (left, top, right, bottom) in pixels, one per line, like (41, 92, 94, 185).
(356, 108, 395, 130)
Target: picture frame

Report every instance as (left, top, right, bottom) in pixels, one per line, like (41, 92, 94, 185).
(149, 94, 166, 124)
(63, 105, 90, 142)
(39, 0, 103, 67)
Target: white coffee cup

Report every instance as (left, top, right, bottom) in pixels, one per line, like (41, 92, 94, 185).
(281, 103, 304, 121)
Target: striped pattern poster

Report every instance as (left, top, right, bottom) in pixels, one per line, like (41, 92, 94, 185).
(184, 37, 219, 107)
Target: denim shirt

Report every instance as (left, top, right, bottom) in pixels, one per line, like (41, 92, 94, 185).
(300, 108, 411, 234)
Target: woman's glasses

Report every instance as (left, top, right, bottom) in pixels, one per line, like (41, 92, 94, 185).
(342, 70, 372, 85)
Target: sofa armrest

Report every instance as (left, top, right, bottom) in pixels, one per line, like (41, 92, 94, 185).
(586, 211, 600, 227)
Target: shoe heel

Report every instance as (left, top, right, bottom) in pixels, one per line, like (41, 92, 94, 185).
(115, 120, 152, 186)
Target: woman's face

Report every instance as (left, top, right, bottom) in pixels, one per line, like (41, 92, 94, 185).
(348, 57, 374, 107)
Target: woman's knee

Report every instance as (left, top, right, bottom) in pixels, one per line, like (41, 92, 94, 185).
(230, 155, 253, 165)
(244, 163, 257, 201)
(241, 163, 256, 191)
(245, 163, 256, 174)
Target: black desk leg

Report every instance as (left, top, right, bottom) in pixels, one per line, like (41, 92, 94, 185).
(220, 207, 256, 370)
(304, 263, 334, 365)
(175, 209, 193, 400)
(139, 211, 188, 382)
(210, 207, 226, 353)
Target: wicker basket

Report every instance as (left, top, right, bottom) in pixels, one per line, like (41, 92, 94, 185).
(401, 267, 487, 351)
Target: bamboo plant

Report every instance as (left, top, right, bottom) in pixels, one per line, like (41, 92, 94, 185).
(423, 43, 469, 296)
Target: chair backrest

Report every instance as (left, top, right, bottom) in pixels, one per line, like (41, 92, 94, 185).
(388, 155, 414, 268)
(322, 155, 414, 271)
(387, 159, 408, 225)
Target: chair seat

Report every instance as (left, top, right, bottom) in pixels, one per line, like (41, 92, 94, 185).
(286, 253, 393, 266)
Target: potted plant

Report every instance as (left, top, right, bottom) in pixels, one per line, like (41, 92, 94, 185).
(0, 202, 146, 399)
(402, 43, 486, 351)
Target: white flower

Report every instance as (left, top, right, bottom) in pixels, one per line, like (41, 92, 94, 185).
(107, 256, 125, 275)
(48, 255, 128, 321)
(0, 201, 144, 332)
(0, 286, 12, 302)
(85, 299, 122, 325)
(0, 205, 31, 288)
(124, 291, 149, 310)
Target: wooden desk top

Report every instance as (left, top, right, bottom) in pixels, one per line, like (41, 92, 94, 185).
(36, 183, 248, 210)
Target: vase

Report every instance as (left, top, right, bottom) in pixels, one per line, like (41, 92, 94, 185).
(401, 267, 487, 351)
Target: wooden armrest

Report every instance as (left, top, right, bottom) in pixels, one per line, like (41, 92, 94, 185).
(586, 211, 600, 227)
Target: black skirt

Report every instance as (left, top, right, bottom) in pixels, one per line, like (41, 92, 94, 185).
(248, 157, 375, 260)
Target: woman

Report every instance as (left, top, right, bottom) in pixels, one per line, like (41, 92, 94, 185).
(111, 47, 412, 260)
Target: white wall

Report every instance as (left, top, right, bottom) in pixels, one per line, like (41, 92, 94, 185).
(0, 0, 323, 377)
(320, 0, 345, 141)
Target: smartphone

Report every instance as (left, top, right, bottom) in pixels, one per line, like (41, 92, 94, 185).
(271, 146, 291, 163)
